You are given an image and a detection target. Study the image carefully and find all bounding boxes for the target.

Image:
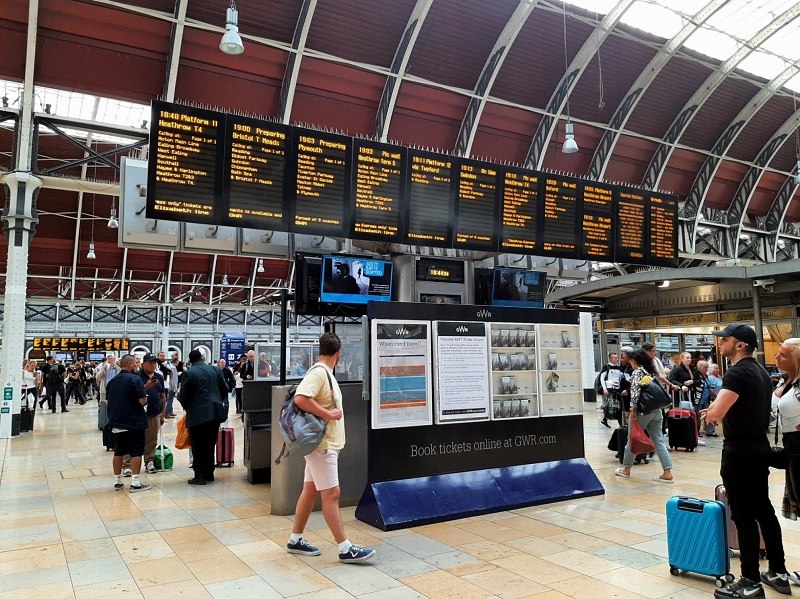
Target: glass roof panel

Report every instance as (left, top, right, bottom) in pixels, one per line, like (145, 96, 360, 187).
(619, 3, 685, 39)
(563, 0, 618, 15)
(683, 27, 740, 62)
(786, 72, 800, 94)
(738, 51, 791, 80)
(704, 0, 788, 40)
(760, 20, 800, 61)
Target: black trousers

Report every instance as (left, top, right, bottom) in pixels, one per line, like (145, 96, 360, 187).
(721, 448, 786, 580)
(45, 383, 66, 411)
(65, 382, 85, 404)
(234, 387, 243, 413)
(188, 420, 220, 481)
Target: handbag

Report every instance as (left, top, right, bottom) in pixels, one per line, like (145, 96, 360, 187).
(769, 409, 789, 470)
(604, 395, 621, 420)
(630, 417, 655, 455)
(175, 414, 191, 449)
(637, 379, 672, 414)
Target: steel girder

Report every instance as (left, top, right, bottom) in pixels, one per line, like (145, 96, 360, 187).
(164, 0, 188, 102)
(278, 0, 318, 124)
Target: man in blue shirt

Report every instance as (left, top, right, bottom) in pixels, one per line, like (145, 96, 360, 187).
(139, 354, 165, 474)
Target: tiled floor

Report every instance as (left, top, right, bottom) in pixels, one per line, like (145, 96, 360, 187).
(2, 402, 799, 599)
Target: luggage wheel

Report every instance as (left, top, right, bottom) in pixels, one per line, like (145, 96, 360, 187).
(669, 566, 679, 576)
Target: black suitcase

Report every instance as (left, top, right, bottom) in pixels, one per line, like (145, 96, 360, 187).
(102, 423, 115, 451)
(667, 408, 698, 451)
(608, 425, 649, 464)
(20, 403, 35, 432)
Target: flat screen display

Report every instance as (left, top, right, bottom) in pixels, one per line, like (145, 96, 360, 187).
(615, 188, 648, 263)
(351, 139, 406, 241)
(500, 166, 540, 252)
(320, 256, 393, 305)
(648, 192, 679, 267)
(453, 158, 500, 251)
(541, 174, 580, 259)
(405, 149, 454, 247)
(580, 182, 614, 260)
(491, 269, 546, 308)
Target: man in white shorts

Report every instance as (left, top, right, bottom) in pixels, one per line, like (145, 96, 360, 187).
(285, 332, 376, 563)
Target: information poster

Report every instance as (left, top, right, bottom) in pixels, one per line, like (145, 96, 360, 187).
(433, 321, 491, 423)
(370, 320, 432, 429)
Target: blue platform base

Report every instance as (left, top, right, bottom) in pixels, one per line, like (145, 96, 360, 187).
(355, 458, 604, 531)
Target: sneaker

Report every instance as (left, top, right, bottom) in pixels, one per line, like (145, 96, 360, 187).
(129, 484, 151, 493)
(122, 468, 132, 477)
(114, 482, 124, 491)
(286, 538, 321, 556)
(761, 571, 791, 595)
(338, 544, 376, 563)
(146, 461, 157, 474)
(714, 576, 764, 599)
(600, 419, 610, 428)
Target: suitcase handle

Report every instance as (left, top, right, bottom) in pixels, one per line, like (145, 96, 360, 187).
(676, 497, 706, 513)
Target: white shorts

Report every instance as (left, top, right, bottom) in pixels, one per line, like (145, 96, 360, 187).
(303, 448, 340, 491)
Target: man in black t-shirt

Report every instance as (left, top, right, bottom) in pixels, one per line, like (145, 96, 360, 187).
(705, 323, 789, 599)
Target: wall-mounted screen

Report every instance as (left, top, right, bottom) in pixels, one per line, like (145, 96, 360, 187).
(320, 256, 393, 305)
(491, 269, 546, 308)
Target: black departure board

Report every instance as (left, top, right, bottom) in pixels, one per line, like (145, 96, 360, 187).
(351, 139, 406, 242)
(542, 174, 580, 259)
(453, 158, 499, 251)
(649, 192, 679, 266)
(291, 128, 351, 237)
(222, 116, 291, 230)
(146, 101, 223, 223)
(144, 101, 684, 267)
(580, 182, 614, 260)
(500, 166, 540, 253)
(405, 149, 454, 247)
(615, 189, 648, 263)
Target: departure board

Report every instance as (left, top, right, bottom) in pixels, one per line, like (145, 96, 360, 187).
(580, 182, 614, 260)
(291, 128, 351, 237)
(500, 166, 540, 252)
(222, 116, 290, 229)
(405, 149, 454, 247)
(615, 189, 648, 263)
(146, 101, 223, 224)
(541, 174, 580, 259)
(453, 158, 499, 251)
(649, 192, 679, 266)
(350, 139, 406, 242)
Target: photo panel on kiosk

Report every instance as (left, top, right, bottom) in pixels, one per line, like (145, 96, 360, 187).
(289, 127, 352, 238)
(350, 138, 407, 243)
(647, 191, 679, 267)
(614, 187, 649, 264)
(319, 255, 394, 307)
(453, 157, 500, 252)
(540, 173, 581, 259)
(403, 148, 456, 248)
(221, 115, 292, 231)
(146, 101, 225, 225)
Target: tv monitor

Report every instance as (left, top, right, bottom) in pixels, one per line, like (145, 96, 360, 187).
(294, 253, 323, 315)
(320, 256, 393, 305)
(491, 268, 546, 308)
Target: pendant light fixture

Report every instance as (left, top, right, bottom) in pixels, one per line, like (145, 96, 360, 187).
(561, 3, 578, 154)
(220, 1, 244, 55)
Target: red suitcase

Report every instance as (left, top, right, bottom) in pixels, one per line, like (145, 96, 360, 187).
(714, 483, 766, 558)
(216, 426, 235, 467)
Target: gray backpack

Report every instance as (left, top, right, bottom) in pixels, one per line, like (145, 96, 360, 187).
(274, 366, 334, 464)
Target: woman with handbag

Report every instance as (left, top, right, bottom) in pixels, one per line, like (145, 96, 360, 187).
(615, 348, 675, 483)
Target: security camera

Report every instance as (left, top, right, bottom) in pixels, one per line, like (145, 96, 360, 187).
(752, 278, 775, 288)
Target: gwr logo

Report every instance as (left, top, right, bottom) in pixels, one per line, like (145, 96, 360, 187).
(394, 328, 411, 336)
(455, 326, 468, 333)
(476, 309, 492, 319)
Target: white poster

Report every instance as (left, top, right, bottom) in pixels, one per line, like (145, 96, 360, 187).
(370, 320, 433, 429)
(433, 321, 491, 423)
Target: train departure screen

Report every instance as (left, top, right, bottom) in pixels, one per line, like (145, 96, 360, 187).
(649, 192, 679, 266)
(615, 189, 647, 263)
(222, 116, 290, 229)
(147, 101, 223, 223)
(500, 167, 540, 253)
(291, 128, 351, 237)
(580, 182, 614, 261)
(454, 159, 499, 251)
(405, 149, 454, 247)
(542, 175, 580, 258)
(351, 139, 406, 242)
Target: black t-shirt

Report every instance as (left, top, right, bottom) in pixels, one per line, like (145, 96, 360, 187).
(721, 357, 772, 451)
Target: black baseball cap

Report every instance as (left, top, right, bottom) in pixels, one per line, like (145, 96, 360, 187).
(142, 353, 158, 362)
(712, 323, 758, 348)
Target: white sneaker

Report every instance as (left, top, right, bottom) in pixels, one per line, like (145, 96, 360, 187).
(122, 468, 133, 477)
(146, 461, 157, 474)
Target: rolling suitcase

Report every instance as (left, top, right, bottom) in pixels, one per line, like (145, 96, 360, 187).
(20, 399, 35, 432)
(98, 398, 108, 431)
(608, 425, 649, 464)
(154, 424, 173, 471)
(216, 426, 235, 467)
(667, 407, 698, 451)
(666, 496, 733, 587)
(714, 484, 766, 558)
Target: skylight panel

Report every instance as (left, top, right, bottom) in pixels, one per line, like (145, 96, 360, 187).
(563, 0, 617, 15)
(759, 19, 800, 61)
(738, 51, 788, 80)
(619, 2, 685, 39)
(705, 1, 782, 40)
(684, 27, 739, 61)
(785, 72, 800, 94)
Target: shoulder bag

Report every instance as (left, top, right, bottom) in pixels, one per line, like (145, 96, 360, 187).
(769, 407, 789, 470)
(637, 379, 672, 414)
